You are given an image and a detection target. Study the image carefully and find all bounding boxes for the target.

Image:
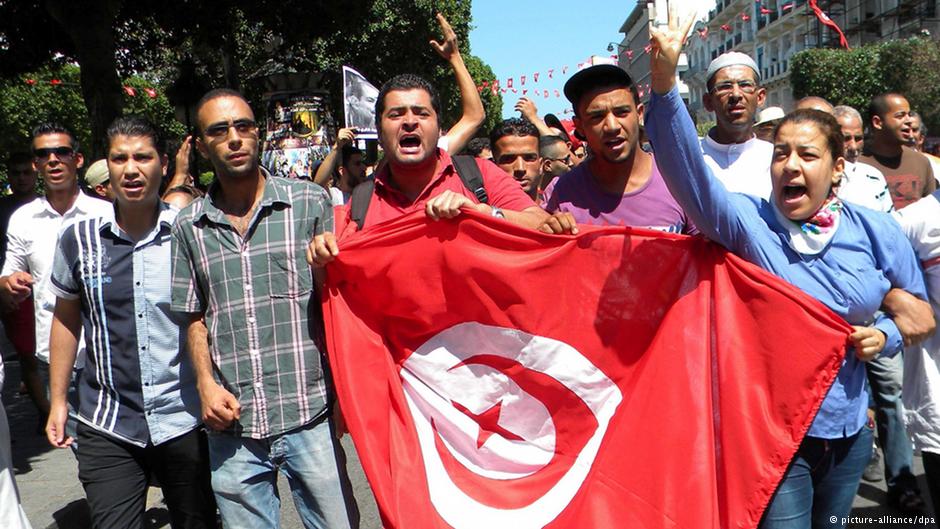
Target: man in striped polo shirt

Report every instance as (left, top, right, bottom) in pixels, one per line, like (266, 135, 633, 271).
(46, 117, 216, 528)
(170, 89, 359, 528)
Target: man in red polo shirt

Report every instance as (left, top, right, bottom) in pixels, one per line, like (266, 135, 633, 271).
(309, 74, 549, 262)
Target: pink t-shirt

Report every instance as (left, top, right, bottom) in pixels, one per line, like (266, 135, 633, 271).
(543, 156, 693, 234)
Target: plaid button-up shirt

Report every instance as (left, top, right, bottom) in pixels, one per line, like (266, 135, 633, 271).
(170, 173, 332, 439)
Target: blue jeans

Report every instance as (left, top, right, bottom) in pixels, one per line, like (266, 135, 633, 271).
(760, 425, 873, 529)
(208, 416, 359, 529)
(866, 353, 918, 494)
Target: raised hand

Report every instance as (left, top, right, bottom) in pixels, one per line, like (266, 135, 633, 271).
(335, 128, 356, 148)
(430, 13, 459, 61)
(648, 3, 695, 95)
(515, 98, 539, 123)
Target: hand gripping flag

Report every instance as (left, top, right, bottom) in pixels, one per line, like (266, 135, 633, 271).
(323, 212, 852, 529)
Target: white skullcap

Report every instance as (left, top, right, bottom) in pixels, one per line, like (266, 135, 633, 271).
(706, 52, 761, 83)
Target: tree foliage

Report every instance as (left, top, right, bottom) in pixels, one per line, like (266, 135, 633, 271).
(790, 37, 940, 131)
(0, 0, 500, 158)
(0, 64, 187, 182)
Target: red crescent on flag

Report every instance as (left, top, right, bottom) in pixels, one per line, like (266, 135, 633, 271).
(428, 354, 597, 509)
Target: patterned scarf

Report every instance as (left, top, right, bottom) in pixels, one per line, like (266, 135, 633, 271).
(772, 190, 844, 255)
(797, 193, 843, 235)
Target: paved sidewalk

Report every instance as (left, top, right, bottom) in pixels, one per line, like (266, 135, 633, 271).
(3, 359, 380, 529)
(5, 357, 939, 528)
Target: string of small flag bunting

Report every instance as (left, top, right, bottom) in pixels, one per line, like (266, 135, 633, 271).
(20, 78, 161, 98)
(479, 0, 824, 97)
(476, 57, 657, 99)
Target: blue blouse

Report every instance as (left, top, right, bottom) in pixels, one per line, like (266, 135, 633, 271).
(646, 87, 928, 439)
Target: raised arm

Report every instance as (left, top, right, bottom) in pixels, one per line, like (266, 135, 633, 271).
(431, 13, 484, 154)
(314, 128, 356, 187)
(163, 135, 194, 195)
(514, 98, 556, 138)
(645, 11, 750, 251)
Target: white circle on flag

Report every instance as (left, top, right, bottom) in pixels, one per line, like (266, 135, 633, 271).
(401, 322, 623, 529)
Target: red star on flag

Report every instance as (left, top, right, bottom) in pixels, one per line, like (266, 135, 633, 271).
(451, 400, 525, 449)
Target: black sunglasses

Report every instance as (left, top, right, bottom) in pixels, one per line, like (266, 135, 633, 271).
(33, 146, 75, 159)
(204, 119, 258, 139)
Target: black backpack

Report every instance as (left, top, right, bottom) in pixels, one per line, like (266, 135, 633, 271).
(349, 155, 488, 230)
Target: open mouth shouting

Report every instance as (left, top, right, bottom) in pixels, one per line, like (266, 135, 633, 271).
(122, 178, 147, 197)
(603, 136, 627, 154)
(399, 134, 423, 155)
(781, 183, 808, 205)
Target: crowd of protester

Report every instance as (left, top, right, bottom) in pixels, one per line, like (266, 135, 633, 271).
(1, 11, 940, 529)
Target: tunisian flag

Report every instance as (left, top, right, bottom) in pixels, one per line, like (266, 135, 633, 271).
(322, 211, 852, 529)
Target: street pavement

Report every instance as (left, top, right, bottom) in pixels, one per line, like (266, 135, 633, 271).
(3, 359, 380, 529)
(3, 357, 938, 529)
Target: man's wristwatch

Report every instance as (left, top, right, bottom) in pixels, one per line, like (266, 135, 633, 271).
(490, 206, 505, 219)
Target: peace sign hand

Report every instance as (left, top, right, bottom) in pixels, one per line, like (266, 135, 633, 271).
(648, 3, 695, 95)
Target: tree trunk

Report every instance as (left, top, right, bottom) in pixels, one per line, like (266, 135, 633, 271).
(44, 0, 122, 160)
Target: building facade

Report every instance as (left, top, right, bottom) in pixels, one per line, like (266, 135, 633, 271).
(617, 3, 654, 97)
(617, 1, 701, 102)
(682, 0, 939, 122)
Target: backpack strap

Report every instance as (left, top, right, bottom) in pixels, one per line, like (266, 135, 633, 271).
(451, 155, 489, 205)
(348, 180, 375, 231)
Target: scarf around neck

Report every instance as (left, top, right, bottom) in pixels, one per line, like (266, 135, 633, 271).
(772, 191, 844, 255)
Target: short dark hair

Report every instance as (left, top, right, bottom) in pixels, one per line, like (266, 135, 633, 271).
(774, 108, 844, 160)
(342, 145, 362, 166)
(911, 110, 928, 136)
(7, 151, 33, 167)
(564, 65, 639, 117)
(489, 118, 539, 156)
(195, 88, 251, 134)
(375, 74, 441, 129)
(164, 184, 204, 198)
(868, 92, 907, 123)
(341, 145, 362, 167)
(32, 122, 79, 151)
(106, 116, 165, 155)
(464, 137, 491, 157)
(332, 145, 363, 181)
(538, 135, 568, 157)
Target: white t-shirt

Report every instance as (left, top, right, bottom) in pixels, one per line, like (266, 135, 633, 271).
(437, 135, 451, 153)
(926, 154, 940, 188)
(894, 191, 940, 454)
(329, 186, 347, 207)
(838, 161, 894, 213)
(701, 133, 774, 200)
(1, 192, 112, 364)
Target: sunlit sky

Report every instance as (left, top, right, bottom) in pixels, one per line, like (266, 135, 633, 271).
(469, 1, 636, 119)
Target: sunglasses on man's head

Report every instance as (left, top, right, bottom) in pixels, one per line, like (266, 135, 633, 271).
(33, 146, 75, 159)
